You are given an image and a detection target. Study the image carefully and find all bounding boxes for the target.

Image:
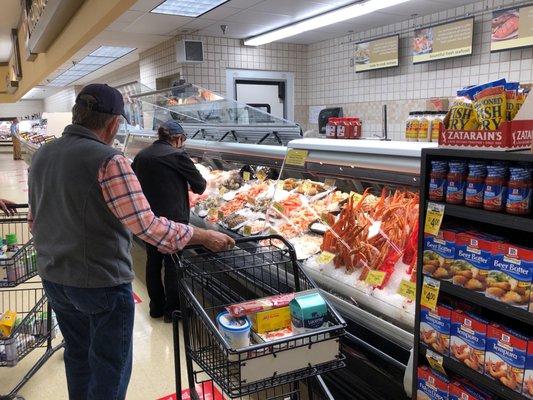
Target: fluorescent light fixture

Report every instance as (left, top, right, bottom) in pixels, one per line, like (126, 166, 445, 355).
(244, 0, 412, 46)
(48, 46, 135, 87)
(151, 0, 228, 17)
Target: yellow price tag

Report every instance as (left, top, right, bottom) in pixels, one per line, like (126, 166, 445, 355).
(272, 202, 284, 213)
(426, 349, 446, 375)
(397, 279, 416, 301)
(218, 210, 224, 220)
(242, 225, 252, 236)
(208, 208, 218, 218)
(285, 149, 308, 166)
(420, 276, 440, 310)
(424, 202, 445, 236)
(257, 169, 267, 181)
(317, 251, 336, 265)
(243, 171, 251, 182)
(320, 212, 330, 225)
(219, 186, 228, 196)
(365, 270, 386, 287)
(277, 180, 284, 189)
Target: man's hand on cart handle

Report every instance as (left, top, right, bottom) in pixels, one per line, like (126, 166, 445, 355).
(189, 228, 235, 252)
(0, 199, 16, 216)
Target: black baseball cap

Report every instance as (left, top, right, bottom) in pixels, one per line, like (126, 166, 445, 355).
(161, 120, 185, 136)
(76, 84, 128, 122)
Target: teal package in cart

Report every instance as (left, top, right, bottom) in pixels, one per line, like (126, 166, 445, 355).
(290, 290, 327, 334)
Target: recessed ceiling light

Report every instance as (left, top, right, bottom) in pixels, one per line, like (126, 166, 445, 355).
(151, 0, 228, 17)
(47, 46, 135, 87)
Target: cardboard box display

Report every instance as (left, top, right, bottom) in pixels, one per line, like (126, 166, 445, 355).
(249, 306, 291, 334)
(522, 340, 533, 399)
(420, 303, 452, 356)
(417, 366, 449, 400)
(450, 309, 488, 374)
(452, 232, 495, 292)
(423, 229, 459, 281)
(485, 323, 528, 393)
(487, 243, 533, 310)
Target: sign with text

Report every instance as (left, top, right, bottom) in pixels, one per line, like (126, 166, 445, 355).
(413, 18, 474, 64)
(354, 35, 399, 72)
(491, 6, 533, 52)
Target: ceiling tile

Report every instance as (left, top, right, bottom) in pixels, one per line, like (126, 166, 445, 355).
(130, 0, 163, 12)
(106, 21, 132, 32)
(198, 22, 269, 38)
(115, 10, 145, 23)
(178, 18, 218, 32)
(251, 0, 341, 19)
(224, 10, 292, 27)
(226, 0, 264, 9)
(200, 5, 241, 19)
(123, 13, 192, 35)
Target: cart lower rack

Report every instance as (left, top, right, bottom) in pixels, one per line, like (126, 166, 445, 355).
(174, 235, 346, 399)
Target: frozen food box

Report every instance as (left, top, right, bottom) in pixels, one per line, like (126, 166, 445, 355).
(423, 229, 458, 280)
(249, 306, 291, 334)
(417, 366, 449, 400)
(485, 323, 527, 393)
(487, 243, 533, 310)
(450, 309, 487, 373)
(522, 340, 533, 399)
(451, 232, 496, 291)
(420, 303, 452, 356)
(289, 290, 327, 334)
(449, 381, 493, 400)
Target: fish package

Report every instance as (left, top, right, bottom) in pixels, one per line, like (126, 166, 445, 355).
(450, 309, 488, 373)
(420, 303, 452, 356)
(485, 323, 527, 393)
(417, 366, 449, 400)
(522, 341, 533, 399)
(449, 380, 493, 400)
(451, 232, 497, 292)
(486, 243, 533, 309)
(423, 229, 459, 280)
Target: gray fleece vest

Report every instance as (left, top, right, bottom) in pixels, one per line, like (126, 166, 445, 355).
(28, 124, 134, 288)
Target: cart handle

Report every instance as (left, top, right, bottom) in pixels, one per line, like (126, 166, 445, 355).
(5, 203, 28, 209)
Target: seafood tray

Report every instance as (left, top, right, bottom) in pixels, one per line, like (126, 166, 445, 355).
(174, 235, 346, 398)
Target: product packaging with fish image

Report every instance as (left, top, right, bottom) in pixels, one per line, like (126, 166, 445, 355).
(449, 380, 493, 400)
(484, 323, 527, 392)
(522, 340, 533, 399)
(417, 366, 449, 400)
(450, 309, 487, 373)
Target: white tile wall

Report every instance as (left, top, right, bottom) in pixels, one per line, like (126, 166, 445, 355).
(43, 88, 76, 113)
(0, 100, 44, 118)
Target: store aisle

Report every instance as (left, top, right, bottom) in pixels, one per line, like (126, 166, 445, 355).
(1, 154, 186, 400)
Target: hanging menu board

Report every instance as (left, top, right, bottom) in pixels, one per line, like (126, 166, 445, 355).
(491, 5, 533, 51)
(412, 17, 474, 64)
(354, 35, 399, 72)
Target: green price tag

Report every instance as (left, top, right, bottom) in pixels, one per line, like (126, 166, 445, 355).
(272, 202, 284, 213)
(285, 149, 308, 166)
(397, 279, 416, 301)
(317, 251, 335, 265)
(365, 270, 386, 287)
(242, 225, 252, 236)
(243, 171, 251, 182)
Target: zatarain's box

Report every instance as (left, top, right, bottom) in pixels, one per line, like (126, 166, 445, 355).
(450, 309, 487, 373)
(417, 366, 449, 400)
(523, 341, 533, 399)
(486, 243, 533, 310)
(420, 304, 452, 356)
(484, 323, 527, 392)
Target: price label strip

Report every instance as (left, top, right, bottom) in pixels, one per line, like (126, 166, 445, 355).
(420, 276, 440, 310)
(397, 279, 416, 301)
(424, 202, 445, 236)
(317, 251, 336, 265)
(285, 149, 308, 167)
(426, 349, 446, 376)
(365, 270, 386, 287)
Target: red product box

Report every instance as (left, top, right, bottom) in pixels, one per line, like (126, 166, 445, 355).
(226, 293, 295, 317)
(438, 120, 533, 151)
(522, 341, 533, 399)
(485, 323, 527, 392)
(450, 310, 487, 373)
(449, 381, 493, 400)
(417, 366, 449, 400)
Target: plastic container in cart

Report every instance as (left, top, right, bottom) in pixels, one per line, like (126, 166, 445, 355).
(174, 235, 346, 399)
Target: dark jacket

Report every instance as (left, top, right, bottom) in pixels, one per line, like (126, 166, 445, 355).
(28, 124, 134, 288)
(132, 140, 206, 224)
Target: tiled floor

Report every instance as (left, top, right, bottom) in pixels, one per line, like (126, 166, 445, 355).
(0, 153, 186, 400)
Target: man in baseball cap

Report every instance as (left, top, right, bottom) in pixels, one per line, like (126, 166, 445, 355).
(28, 84, 234, 399)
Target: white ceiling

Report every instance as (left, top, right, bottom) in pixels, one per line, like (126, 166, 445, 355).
(0, 0, 21, 62)
(34, 0, 479, 96)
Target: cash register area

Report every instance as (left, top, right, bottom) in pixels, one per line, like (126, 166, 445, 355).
(0, 153, 185, 400)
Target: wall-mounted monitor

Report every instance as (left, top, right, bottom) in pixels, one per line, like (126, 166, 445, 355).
(491, 5, 533, 52)
(354, 34, 399, 72)
(412, 17, 474, 64)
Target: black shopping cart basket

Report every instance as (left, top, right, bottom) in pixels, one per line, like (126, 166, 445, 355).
(173, 235, 346, 400)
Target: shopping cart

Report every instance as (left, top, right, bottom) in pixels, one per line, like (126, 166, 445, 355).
(173, 235, 346, 400)
(0, 204, 37, 288)
(0, 204, 64, 400)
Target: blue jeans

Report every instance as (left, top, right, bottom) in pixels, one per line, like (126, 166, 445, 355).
(43, 280, 135, 400)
